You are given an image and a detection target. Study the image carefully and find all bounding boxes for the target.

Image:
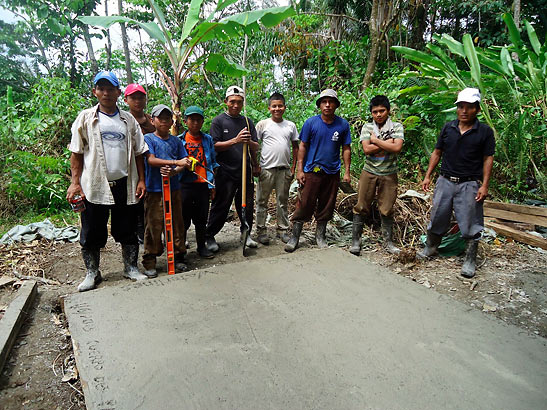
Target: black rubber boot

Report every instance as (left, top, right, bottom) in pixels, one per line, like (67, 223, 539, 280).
(349, 214, 365, 256)
(461, 239, 479, 278)
(381, 215, 401, 255)
(196, 228, 214, 259)
(417, 231, 443, 259)
(122, 244, 147, 281)
(285, 222, 303, 253)
(78, 248, 102, 292)
(315, 221, 328, 249)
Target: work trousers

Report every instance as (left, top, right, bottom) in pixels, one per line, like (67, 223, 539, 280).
(206, 167, 254, 238)
(427, 175, 484, 239)
(256, 167, 292, 235)
(80, 177, 138, 250)
(142, 190, 186, 270)
(291, 172, 339, 223)
(180, 183, 210, 234)
(353, 170, 398, 217)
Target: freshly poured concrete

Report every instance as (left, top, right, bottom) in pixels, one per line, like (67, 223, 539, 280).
(65, 248, 547, 410)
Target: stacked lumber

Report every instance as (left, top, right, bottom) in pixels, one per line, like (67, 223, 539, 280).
(484, 200, 547, 250)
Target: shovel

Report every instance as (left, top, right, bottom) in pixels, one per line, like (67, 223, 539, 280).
(162, 175, 175, 275)
(241, 141, 250, 256)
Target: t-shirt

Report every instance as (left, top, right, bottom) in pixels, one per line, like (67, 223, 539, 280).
(144, 133, 188, 192)
(360, 118, 404, 176)
(98, 111, 128, 181)
(209, 112, 258, 179)
(300, 115, 351, 174)
(185, 132, 207, 184)
(256, 118, 299, 169)
(435, 119, 495, 179)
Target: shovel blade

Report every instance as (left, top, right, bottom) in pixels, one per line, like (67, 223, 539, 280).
(241, 206, 250, 257)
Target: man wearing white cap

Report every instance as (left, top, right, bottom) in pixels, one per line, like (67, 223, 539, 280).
(418, 87, 495, 278)
(285, 88, 352, 252)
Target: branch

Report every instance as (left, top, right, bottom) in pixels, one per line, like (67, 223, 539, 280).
(302, 12, 367, 25)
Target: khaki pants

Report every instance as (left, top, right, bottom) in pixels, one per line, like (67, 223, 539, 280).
(256, 167, 293, 235)
(142, 190, 186, 270)
(353, 170, 398, 217)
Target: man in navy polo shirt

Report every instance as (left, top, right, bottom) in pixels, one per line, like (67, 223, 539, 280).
(418, 88, 495, 278)
(285, 89, 352, 252)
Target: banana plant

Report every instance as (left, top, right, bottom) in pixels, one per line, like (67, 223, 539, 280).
(79, 0, 295, 132)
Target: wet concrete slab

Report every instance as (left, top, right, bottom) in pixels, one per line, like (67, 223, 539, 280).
(64, 248, 547, 410)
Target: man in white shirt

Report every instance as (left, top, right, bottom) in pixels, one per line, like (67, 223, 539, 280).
(255, 92, 299, 244)
(66, 71, 149, 292)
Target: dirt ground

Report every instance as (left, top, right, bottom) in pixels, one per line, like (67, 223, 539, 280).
(0, 213, 546, 409)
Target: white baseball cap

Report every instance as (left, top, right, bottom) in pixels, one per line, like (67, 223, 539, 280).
(225, 85, 245, 99)
(455, 87, 481, 104)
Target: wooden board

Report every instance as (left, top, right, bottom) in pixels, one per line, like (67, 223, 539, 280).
(0, 277, 16, 288)
(0, 281, 38, 372)
(484, 200, 547, 217)
(483, 207, 547, 227)
(485, 220, 547, 250)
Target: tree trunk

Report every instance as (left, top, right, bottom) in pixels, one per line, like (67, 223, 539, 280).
(118, 0, 133, 83)
(82, 25, 99, 74)
(512, 0, 521, 28)
(105, 0, 112, 70)
(68, 37, 77, 86)
(362, 0, 381, 88)
(329, 15, 343, 41)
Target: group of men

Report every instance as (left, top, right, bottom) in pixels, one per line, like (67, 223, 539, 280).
(67, 70, 495, 292)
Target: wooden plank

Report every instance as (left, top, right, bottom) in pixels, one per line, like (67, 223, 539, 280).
(0, 277, 16, 288)
(483, 207, 547, 227)
(485, 221, 547, 250)
(0, 281, 38, 372)
(484, 200, 547, 217)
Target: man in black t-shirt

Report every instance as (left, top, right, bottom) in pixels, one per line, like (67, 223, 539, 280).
(205, 86, 260, 252)
(418, 88, 495, 279)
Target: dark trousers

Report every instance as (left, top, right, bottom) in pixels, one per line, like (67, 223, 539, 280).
(206, 167, 254, 238)
(80, 177, 138, 250)
(181, 183, 210, 232)
(291, 172, 339, 222)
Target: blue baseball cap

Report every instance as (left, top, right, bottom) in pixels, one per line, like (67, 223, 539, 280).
(184, 106, 204, 118)
(93, 71, 120, 87)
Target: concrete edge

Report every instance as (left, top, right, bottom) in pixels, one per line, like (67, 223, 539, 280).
(0, 280, 38, 372)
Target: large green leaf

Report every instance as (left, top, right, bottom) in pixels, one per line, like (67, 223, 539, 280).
(205, 53, 249, 77)
(435, 34, 465, 58)
(524, 20, 541, 57)
(392, 46, 447, 71)
(181, 0, 205, 41)
(500, 47, 515, 76)
(78, 15, 167, 43)
(462, 34, 483, 89)
(502, 13, 526, 62)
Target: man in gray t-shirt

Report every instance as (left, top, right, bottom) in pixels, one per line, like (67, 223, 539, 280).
(255, 92, 299, 245)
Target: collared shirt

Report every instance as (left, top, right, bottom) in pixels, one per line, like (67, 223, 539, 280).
(435, 119, 495, 179)
(69, 104, 148, 205)
(360, 117, 404, 176)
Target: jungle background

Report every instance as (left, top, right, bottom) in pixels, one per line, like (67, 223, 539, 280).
(0, 0, 545, 234)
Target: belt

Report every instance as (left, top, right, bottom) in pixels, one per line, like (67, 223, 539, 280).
(108, 177, 127, 187)
(441, 174, 477, 183)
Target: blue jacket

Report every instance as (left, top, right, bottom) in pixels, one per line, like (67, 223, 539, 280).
(178, 131, 218, 189)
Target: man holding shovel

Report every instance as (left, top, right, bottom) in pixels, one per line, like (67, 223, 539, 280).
(205, 86, 260, 252)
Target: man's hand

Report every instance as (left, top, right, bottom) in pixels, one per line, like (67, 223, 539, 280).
(422, 176, 431, 192)
(297, 170, 306, 186)
(475, 185, 488, 202)
(66, 183, 84, 201)
(210, 188, 216, 201)
(252, 164, 261, 177)
(342, 171, 351, 183)
(234, 127, 251, 145)
(160, 165, 177, 177)
(136, 180, 146, 199)
(370, 131, 379, 145)
(177, 157, 192, 169)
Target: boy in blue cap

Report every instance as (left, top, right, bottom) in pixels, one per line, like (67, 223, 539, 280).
(179, 106, 219, 258)
(142, 104, 192, 277)
(67, 71, 149, 292)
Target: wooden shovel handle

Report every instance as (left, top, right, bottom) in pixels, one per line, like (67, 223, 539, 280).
(242, 142, 248, 207)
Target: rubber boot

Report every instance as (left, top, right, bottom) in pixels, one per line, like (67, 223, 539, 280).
(416, 231, 442, 259)
(196, 228, 214, 259)
(461, 239, 479, 278)
(284, 222, 303, 253)
(349, 214, 365, 256)
(78, 248, 102, 292)
(381, 215, 401, 255)
(315, 221, 328, 249)
(122, 244, 148, 281)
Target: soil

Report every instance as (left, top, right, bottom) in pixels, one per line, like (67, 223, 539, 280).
(0, 210, 546, 409)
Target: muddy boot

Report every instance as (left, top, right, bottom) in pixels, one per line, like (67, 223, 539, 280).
(461, 239, 479, 278)
(196, 228, 214, 259)
(122, 244, 147, 281)
(78, 248, 102, 292)
(416, 231, 442, 259)
(315, 221, 328, 249)
(381, 215, 401, 255)
(349, 214, 365, 256)
(285, 222, 303, 253)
